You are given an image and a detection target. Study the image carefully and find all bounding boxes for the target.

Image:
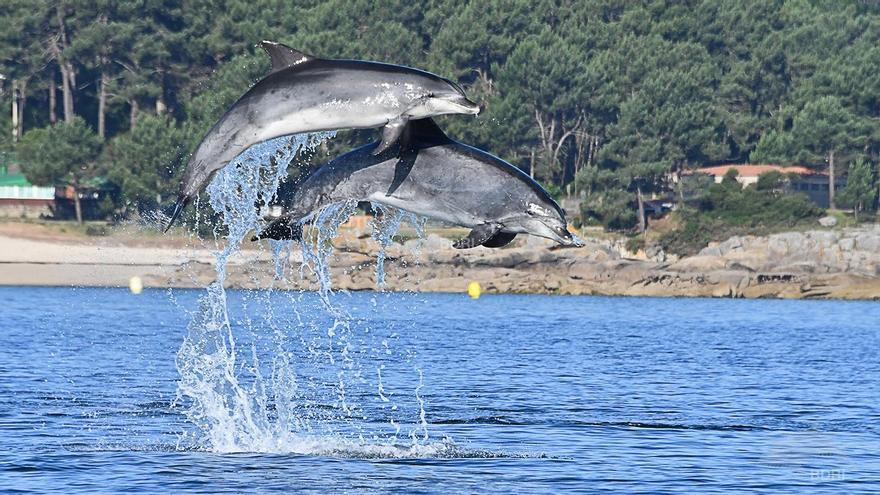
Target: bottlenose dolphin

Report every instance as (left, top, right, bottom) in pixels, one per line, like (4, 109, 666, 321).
(165, 41, 481, 230)
(254, 119, 582, 249)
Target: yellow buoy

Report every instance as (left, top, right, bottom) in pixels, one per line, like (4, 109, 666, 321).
(467, 281, 481, 299)
(129, 276, 143, 294)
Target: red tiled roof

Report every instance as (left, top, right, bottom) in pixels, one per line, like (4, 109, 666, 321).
(697, 164, 824, 177)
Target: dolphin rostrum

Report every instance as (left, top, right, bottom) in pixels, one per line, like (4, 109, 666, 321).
(165, 41, 481, 231)
(254, 119, 582, 249)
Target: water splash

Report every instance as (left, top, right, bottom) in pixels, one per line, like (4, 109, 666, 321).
(369, 203, 423, 287)
(269, 239, 294, 280)
(176, 132, 331, 452)
(174, 132, 440, 455)
(298, 200, 360, 299)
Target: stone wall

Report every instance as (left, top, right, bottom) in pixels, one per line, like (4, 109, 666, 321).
(0, 200, 53, 219)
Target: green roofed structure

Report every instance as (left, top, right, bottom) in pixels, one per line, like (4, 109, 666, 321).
(0, 153, 55, 218)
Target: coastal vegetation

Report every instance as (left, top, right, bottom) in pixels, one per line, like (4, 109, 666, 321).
(1, 0, 879, 238)
(659, 169, 824, 255)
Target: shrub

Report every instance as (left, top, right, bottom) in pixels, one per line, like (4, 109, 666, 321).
(659, 181, 823, 255)
(581, 189, 637, 231)
(756, 170, 784, 191)
(625, 236, 646, 253)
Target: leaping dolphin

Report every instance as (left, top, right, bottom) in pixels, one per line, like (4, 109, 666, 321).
(254, 119, 582, 249)
(165, 41, 481, 230)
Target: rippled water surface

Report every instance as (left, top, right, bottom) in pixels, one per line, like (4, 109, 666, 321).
(2, 286, 879, 493)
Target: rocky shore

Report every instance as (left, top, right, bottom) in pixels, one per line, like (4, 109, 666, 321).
(1, 222, 879, 299)
(270, 227, 880, 299)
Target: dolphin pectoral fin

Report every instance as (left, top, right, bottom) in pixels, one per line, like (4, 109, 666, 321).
(372, 118, 408, 156)
(164, 195, 190, 233)
(259, 41, 315, 73)
(386, 147, 418, 196)
(481, 231, 517, 248)
(452, 223, 501, 249)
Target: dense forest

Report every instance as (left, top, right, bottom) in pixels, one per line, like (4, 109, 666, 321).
(1, 0, 879, 230)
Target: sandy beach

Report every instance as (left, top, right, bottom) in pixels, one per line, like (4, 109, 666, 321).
(0, 222, 277, 288)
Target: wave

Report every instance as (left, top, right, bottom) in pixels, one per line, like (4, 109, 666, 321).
(64, 436, 545, 460)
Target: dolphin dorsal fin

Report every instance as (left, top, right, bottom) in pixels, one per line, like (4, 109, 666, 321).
(259, 41, 315, 73)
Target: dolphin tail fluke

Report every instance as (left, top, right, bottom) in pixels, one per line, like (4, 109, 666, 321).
(164, 195, 190, 233)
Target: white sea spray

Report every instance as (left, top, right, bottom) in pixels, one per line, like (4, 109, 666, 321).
(174, 131, 440, 455)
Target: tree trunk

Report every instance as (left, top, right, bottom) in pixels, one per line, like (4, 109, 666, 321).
(59, 62, 74, 122)
(534, 109, 582, 185)
(54, 7, 76, 123)
(17, 80, 27, 138)
(828, 150, 836, 209)
(872, 164, 880, 211)
(49, 73, 57, 124)
(156, 67, 167, 114)
(129, 99, 139, 129)
(589, 135, 598, 168)
(636, 186, 646, 235)
(677, 164, 685, 204)
(11, 80, 18, 142)
(572, 125, 595, 197)
(97, 67, 108, 139)
(529, 148, 536, 179)
(72, 179, 83, 224)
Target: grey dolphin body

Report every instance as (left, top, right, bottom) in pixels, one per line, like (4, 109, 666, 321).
(255, 119, 582, 248)
(166, 41, 480, 230)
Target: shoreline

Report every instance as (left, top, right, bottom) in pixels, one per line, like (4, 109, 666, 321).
(5, 276, 880, 302)
(1, 221, 879, 300)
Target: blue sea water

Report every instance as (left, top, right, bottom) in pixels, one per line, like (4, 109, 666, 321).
(1, 286, 878, 494)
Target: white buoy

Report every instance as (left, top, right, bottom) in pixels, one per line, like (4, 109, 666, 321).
(129, 276, 143, 294)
